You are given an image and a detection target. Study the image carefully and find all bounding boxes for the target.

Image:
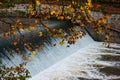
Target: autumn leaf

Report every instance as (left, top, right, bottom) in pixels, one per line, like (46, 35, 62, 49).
(28, 5, 34, 11)
(58, 29, 63, 33)
(31, 11, 35, 16)
(60, 40, 65, 46)
(29, 25, 35, 30)
(35, 19, 38, 23)
(27, 29, 31, 32)
(16, 48, 20, 53)
(36, 0, 41, 6)
(50, 11, 56, 15)
(31, 51, 37, 55)
(87, 10, 91, 14)
(20, 28, 24, 32)
(0, 2, 2, 5)
(57, 16, 64, 20)
(105, 35, 109, 40)
(12, 42, 18, 46)
(80, 23, 85, 29)
(70, 8, 75, 12)
(17, 18, 21, 23)
(38, 32, 43, 37)
(104, 14, 109, 19)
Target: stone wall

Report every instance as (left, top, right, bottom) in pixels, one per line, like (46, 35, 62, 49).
(86, 12, 120, 43)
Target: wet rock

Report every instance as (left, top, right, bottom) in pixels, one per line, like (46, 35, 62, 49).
(99, 49, 117, 53)
(77, 77, 98, 80)
(92, 64, 105, 67)
(99, 66, 120, 76)
(100, 55, 120, 61)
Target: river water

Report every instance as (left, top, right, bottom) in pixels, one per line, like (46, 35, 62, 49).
(30, 42, 120, 80)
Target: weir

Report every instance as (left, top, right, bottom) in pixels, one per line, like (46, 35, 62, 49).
(0, 20, 94, 76)
(0, 13, 120, 80)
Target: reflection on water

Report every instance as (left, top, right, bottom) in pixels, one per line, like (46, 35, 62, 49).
(30, 42, 120, 80)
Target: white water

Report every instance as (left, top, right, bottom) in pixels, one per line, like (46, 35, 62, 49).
(1, 12, 120, 79)
(1, 32, 94, 76)
(30, 42, 120, 80)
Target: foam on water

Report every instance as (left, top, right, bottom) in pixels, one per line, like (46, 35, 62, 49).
(30, 42, 120, 80)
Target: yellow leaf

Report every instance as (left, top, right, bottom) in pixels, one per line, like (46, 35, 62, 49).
(17, 19, 20, 23)
(80, 6, 84, 10)
(27, 29, 31, 32)
(105, 35, 109, 40)
(50, 11, 56, 15)
(20, 28, 24, 32)
(0, 2, 2, 5)
(70, 8, 75, 12)
(35, 19, 38, 23)
(87, 10, 91, 14)
(29, 25, 35, 30)
(66, 16, 71, 20)
(10, 31, 16, 35)
(30, 11, 35, 16)
(0, 2, 2, 4)
(58, 29, 63, 33)
(36, 0, 41, 6)
(105, 25, 111, 29)
(28, 5, 34, 11)
(66, 5, 71, 9)
(60, 41, 64, 46)
(31, 51, 37, 55)
(39, 32, 43, 37)
(104, 14, 109, 19)
(87, 0, 91, 3)
(72, 1, 77, 5)
(57, 16, 64, 20)
(80, 23, 84, 29)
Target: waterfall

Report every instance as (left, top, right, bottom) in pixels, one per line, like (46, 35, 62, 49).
(1, 12, 119, 79)
(0, 20, 94, 76)
(30, 42, 120, 80)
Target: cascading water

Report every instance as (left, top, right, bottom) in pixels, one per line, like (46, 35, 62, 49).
(0, 12, 120, 80)
(0, 20, 94, 76)
(29, 12, 120, 80)
(30, 42, 120, 80)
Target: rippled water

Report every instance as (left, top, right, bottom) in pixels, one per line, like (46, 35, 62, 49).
(30, 42, 120, 80)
